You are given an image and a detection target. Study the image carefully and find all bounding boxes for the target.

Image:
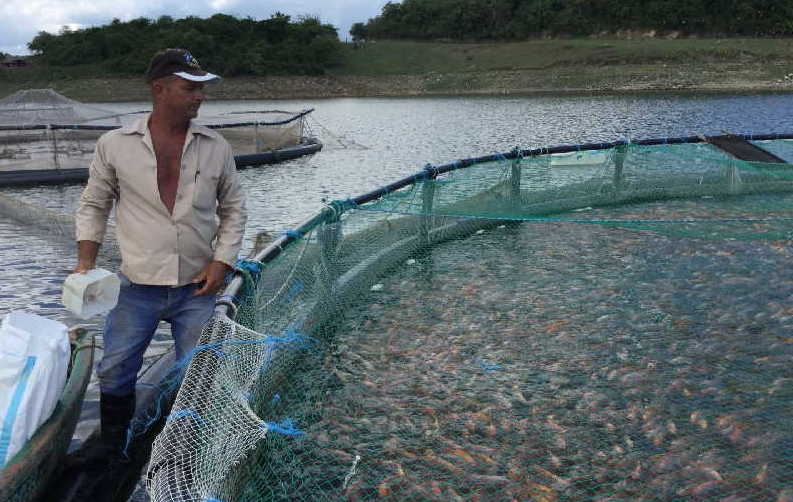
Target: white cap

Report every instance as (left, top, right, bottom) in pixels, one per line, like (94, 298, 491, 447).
(174, 71, 222, 83)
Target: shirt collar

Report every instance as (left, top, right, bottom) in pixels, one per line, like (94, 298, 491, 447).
(120, 113, 215, 137)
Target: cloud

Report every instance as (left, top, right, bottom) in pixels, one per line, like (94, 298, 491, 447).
(0, 0, 385, 55)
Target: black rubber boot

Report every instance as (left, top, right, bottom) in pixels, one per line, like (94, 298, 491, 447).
(57, 393, 137, 501)
(99, 392, 136, 459)
(67, 392, 136, 471)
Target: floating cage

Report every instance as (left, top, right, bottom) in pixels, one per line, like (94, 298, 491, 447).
(143, 134, 790, 501)
(0, 89, 315, 174)
(210, 110, 311, 156)
(0, 89, 130, 171)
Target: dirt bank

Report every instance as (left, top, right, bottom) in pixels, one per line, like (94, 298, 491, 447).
(2, 62, 792, 102)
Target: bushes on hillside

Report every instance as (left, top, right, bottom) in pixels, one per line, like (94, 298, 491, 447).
(28, 13, 343, 76)
(361, 0, 793, 40)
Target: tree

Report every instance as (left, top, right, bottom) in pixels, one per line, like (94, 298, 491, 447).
(358, 0, 793, 40)
(23, 13, 343, 76)
(28, 31, 57, 56)
(350, 22, 368, 42)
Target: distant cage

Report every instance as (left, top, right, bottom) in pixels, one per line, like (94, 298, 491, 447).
(0, 89, 315, 174)
(211, 111, 311, 155)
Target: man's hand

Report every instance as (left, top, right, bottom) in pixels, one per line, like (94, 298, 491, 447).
(74, 241, 100, 274)
(192, 261, 229, 296)
(73, 260, 95, 274)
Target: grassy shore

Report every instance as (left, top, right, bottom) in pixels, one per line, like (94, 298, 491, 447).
(3, 38, 793, 101)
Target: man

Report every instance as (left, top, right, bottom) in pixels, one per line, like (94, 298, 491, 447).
(74, 48, 247, 460)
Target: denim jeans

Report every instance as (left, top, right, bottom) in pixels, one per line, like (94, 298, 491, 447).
(98, 274, 216, 396)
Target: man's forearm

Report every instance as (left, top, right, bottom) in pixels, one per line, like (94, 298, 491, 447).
(75, 240, 101, 273)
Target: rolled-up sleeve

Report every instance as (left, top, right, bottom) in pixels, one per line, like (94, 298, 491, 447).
(75, 136, 117, 244)
(212, 144, 247, 267)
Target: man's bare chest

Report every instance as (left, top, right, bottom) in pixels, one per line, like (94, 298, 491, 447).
(152, 137, 184, 170)
(151, 134, 186, 212)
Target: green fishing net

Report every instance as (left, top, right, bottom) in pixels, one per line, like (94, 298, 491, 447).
(148, 141, 793, 502)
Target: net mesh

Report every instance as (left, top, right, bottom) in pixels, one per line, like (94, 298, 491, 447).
(210, 112, 304, 155)
(0, 90, 310, 173)
(0, 88, 128, 127)
(0, 89, 130, 171)
(0, 191, 120, 262)
(148, 140, 793, 502)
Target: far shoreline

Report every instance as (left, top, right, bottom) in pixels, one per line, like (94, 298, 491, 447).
(95, 88, 793, 104)
(5, 38, 793, 102)
(3, 69, 793, 104)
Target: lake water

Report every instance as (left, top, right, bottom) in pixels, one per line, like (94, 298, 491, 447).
(0, 92, 792, 496)
(3, 92, 793, 319)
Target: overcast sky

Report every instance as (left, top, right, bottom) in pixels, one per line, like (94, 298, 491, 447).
(0, 0, 387, 55)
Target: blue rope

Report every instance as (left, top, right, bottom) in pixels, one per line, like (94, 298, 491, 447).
(232, 259, 265, 306)
(256, 325, 311, 375)
(124, 361, 190, 455)
(190, 330, 315, 357)
(478, 360, 503, 371)
(167, 409, 206, 426)
(282, 324, 314, 349)
(261, 418, 305, 437)
(236, 259, 263, 275)
(283, 229, 304, 239)
(328, 197, 358, 215)
(282, 280, 304, 304)
(123, 323, 314, 455)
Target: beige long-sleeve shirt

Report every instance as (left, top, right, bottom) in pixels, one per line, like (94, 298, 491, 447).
(75, 114, 247, 286)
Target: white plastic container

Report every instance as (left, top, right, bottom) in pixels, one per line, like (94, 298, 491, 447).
(61, 268, 121, 319)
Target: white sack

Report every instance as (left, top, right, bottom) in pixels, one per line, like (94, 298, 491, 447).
(0, 311, 70, 467)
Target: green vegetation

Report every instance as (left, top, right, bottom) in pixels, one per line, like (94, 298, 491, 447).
(331, 38, 793, 76)
(26, 13, 343, 77)
(2, 38, 793, 101)
(362, 0, 793, 40)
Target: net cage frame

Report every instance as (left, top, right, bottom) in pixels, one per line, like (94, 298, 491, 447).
(0, 108, 316, 181)
(147, 132, 793, 502)
(0, 108, 315, 132)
